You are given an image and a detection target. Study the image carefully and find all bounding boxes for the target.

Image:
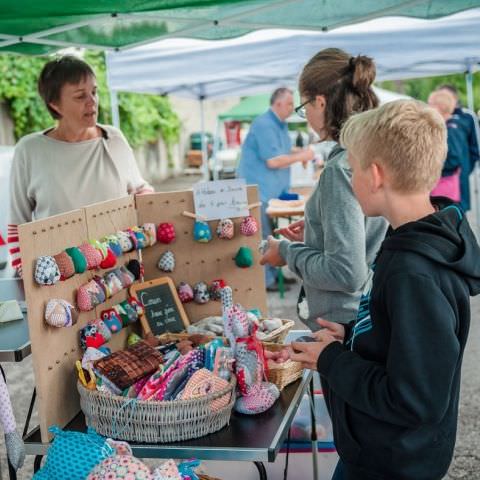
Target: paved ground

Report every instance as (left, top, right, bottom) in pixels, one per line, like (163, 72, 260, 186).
(1, 175, 479, 479)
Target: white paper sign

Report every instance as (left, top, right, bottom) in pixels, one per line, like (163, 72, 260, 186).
(193, 179, 249, 221)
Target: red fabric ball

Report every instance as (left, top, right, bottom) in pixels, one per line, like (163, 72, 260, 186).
(157, 222, 176, 244)
(99, 247, 117, 269)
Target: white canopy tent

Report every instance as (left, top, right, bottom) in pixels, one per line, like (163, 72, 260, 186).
(106, 8, 480, 99)
(106, 8, 480, 178)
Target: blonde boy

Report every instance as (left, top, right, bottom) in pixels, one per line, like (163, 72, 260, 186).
(290, 100, 480, 480)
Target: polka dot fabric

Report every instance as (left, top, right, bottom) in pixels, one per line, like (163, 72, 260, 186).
(87, 455, 153, 480)
(32, 426, 113, 480)
(0, 375, 16, 434)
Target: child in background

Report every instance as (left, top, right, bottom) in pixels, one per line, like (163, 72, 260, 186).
(290, 100, 480, 480)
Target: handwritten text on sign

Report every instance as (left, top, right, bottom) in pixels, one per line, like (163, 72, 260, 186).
(193, 179, 249, 221)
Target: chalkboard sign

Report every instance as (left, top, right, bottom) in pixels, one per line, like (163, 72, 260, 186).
(130, 277, 190, 336)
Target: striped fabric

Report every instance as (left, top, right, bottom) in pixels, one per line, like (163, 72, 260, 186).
(7, 224, 22, 275)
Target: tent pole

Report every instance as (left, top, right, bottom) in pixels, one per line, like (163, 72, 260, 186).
(199, 95, 209, 181)
(212, 119, 221, 181)
(465, 65, 480, 236)
(110, 90, 121, 129)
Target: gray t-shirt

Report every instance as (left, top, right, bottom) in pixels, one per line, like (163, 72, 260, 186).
(279, 144, 388, 329)
(9, 124, 151, 225)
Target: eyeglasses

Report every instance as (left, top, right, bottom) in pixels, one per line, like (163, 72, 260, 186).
(294, 99, 312, 119)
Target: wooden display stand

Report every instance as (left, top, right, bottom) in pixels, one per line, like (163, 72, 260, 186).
(18, 187, 266, 442)
(137, 186, 266, 321)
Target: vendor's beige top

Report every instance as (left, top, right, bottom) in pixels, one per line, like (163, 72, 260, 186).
(9, 124, 152, 225)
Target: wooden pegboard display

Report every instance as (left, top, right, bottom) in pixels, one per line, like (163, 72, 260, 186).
(84, 195, 140, 353)
(136, 186, 267, 323)
(18, 186, 268, 442)
(18, 195, 141, 442)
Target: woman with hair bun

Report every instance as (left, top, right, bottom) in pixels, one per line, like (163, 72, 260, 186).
(261, 48, 387, 330)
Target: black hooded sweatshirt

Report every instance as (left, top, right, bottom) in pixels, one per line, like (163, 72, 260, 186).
(317, 202, 480, 480)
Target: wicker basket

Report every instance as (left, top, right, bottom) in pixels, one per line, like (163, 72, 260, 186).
(258, 319, 295, 343)
(263, 342, 304, 391)
(78, 377, 236, 443)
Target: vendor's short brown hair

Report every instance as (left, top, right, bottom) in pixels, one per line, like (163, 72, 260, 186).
(340, 100, 447, 193)
(38, 55, 96, 119)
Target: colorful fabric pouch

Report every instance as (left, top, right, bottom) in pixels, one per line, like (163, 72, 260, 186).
(103, 235, 123, 258)
(78, 243, 103, 270)
(181, 368, 231, 411)
(93, 341, 163, 391)
(152, 459, 181, 480)
(87, 454, 153, 480)
(77, 279, 106, 311)
(32, 426, 113, 480)
(34, 256, 60, 285)
(53, 251, 75, 281)
(79, 319, 112, 350)
(104, 271, 124, 297)
(130, 227, 147, 249)
(116, 231, 134, 253)
(142, 223, 157, 247)
(100, 308, 123, 334)
(65, 247, 87, 274)
(45, 299, 78, 327)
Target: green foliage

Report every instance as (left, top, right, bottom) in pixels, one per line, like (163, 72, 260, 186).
(379, 72, 480, 109)
(0, 51, 180, 158)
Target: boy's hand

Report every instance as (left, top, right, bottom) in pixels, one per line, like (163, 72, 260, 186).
(288, 330, 338, 370)
(259, 236, 286, 267)
(315, 318, 345, 342)
(274, 219, 305, 242)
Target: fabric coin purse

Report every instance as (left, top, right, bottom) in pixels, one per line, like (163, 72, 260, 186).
(34, 256, 61, 285)
(142, 223, 157, 247)
(53, 251, 75, 281)
(116, 230, 134, 253)
(45, 299, 78, 327)
(77, 279, 106, 311)
(78, 243, 103, 270)
(181, 368, 231, 411)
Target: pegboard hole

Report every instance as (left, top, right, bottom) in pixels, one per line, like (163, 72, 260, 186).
(41, 228, 46, 233)
(49, 226, 54, 230)
(201, 259, 205, 264)
(186, 261, 190, 265)
(33, 231, 37, 235)
(184, 231, 189, 235)
(180, 199, 186, 203)
(234, 288, 239, 292)
(148, 200, 153, 205)
(57, 224, 62, 228)
(48, 366, 53, 371)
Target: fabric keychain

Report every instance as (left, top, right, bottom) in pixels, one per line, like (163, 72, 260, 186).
(209, 279, 227, 300)
(157, 222, 176, 244)
(142, 222, 157, 247)
(157, 250, 175, 272)
(177, 282, 194, 303)
(77, 278, 107, 311)
(116, 230, 134, 253)
(45, 299, 78, 327)
(100, 308, 123, 334)
(99, 246, 117, 269)
(240, 215, 259, 236)
(124, 228, 138, 251)
(216, 218, 234, 239)
(102, 234, 123, 257)
(128, 226, 147, 250)
(65, 247, 88, 274)
(125, 259, 142, 281)
(78, 243, 103, 270)
(234, 246, 254, 268)
(104, 270, 124, 296)
(114, 266, 135, 288)
(53, 251, 75, 281)
(93, 275, 111, 299)
(182, 211, 212, 243)
(79, 319, 112, 350)
(194, 281, 210, 304)
(34, 255, 61, 285)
